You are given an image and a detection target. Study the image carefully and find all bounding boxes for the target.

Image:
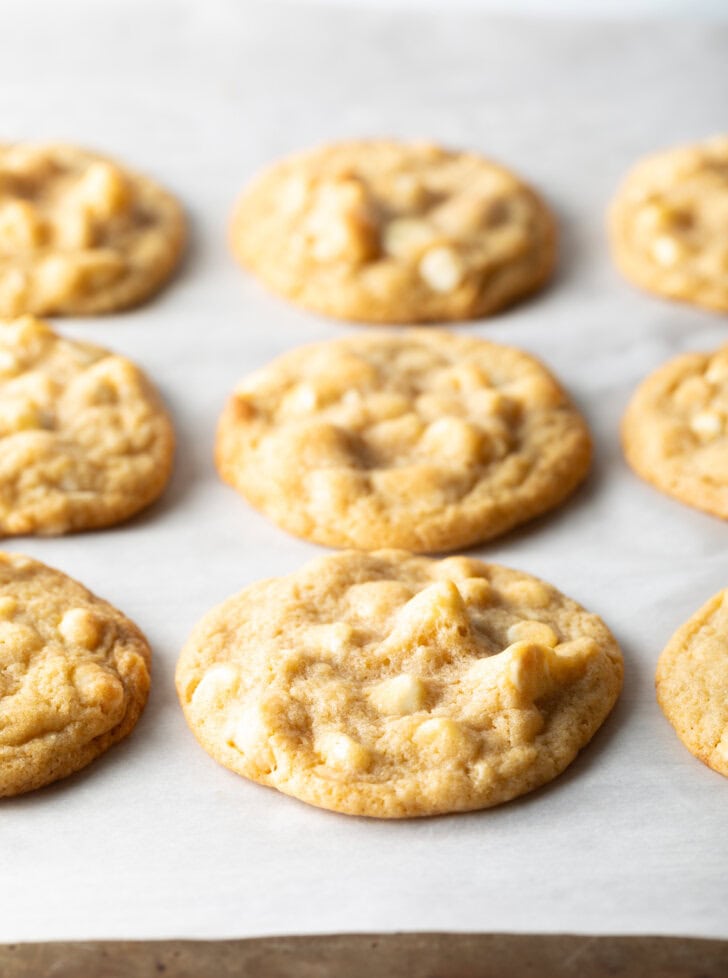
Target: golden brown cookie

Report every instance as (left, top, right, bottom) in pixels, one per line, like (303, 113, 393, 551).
(230, 140, 556, 323)
(609, 136, 728, 313)
(622, 344, 728, 519)
(656, 589, 728, 778)
(0, 315, 174, 536)
(176, 550, 623, 818)
(0, 142, 185, 315)
(0, 552, 151, 797)
(216, 330, 591, 552)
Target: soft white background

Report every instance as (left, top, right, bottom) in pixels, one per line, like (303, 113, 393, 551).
(1, 0, 727, 942)
(311, 0, 728, 15)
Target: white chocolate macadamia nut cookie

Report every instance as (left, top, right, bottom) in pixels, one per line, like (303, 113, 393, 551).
(0, 552, 151, 797)
(176, 550, 623, 818)
(0, 316, 174, 536)
(230, 140, 556, 323)
(610, 136, 728, 312)
(656, 589, 728, 778)
(0, 143, 185, 315)
(623, 345, 728, 519)
(216, 330, 591, 552)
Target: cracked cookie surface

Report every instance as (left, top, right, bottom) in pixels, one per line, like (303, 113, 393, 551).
(230, 140, 555, 323)
(0, 142, 185, 315)
(0, 316, 174, 536)
(623, 345, 728, 519)
(610, 136, 728, 312)
(176, 550, 623, 818)
(216, 330, 591, 552)
(0, 552, 151, 797)
(657, 590, 728, 778)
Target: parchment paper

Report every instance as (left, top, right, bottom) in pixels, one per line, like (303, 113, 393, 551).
(1, 0, 727, 942)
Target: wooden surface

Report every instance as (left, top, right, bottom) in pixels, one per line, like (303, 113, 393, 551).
(1, 933, 727, 977)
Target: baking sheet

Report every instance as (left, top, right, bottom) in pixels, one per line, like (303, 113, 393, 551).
(1, 0, 727, 943)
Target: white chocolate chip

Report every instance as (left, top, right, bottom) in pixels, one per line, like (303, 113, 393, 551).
(457, 577, 493, 605)
(706, 356, 728, 385)
(307, 179, 378, 263)
(192, 664, 240, 706)
(634, 202, 670, 236)
(279, 175, 311, 216)
(500, 641, 559, 705)
(434, 556, 487, 581)
(0, 269, 29, 315)
(418, 246, 464, 292)
(651, 235, 684, 267)
(72, 162, 130, 219)
(74, 663, 124, 710)
(506, 643, 542, 694)
(310, 220, 352, 261)
(0, 399, 43, 434)
(316, 730, 371, 773)
(384, 580, 473, 656)
(437, 362, 491, 393)
(310, 622, 356, 655)
(470, 388, 510, 419)
(0, 201, 44, 253)
(553, 637, 597, 659)
(413, 717, 472, 759)
(382, 217, 438, 259)
(506, 620, 558, 648)
(230, 704, 275, 771)
(282, 383, 319, 414)
(501, 579, 552, 609)
(0, 350, 19, 376)
(52, 207, 95, 250)
(691, 410, 724, 441)
(59, 608, 100, 650)
(35, 255, 78, 304)
(368, 674, 426, 715)
(389, 174, 430, 209)
(420, 417, 485, 464)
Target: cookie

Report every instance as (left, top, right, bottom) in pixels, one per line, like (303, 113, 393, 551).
(622, 345, 728, 519)
(216, 330, 591, 552)
(176, 550, 623, 818)
(0, 315, 174, 536)
(0, 142, 185, 316)
(230, 140, 556, 323)
(609, 136, 728, 313)
(656, 590, 728, 777)
(0, 552, 151, 797)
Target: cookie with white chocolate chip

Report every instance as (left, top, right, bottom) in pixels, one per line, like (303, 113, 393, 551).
(0, 315, 174, 536)
(176, 550, 623, 818)
(230, 140, 556, 323)
(0, 552, 151, 797)
(657, 589, 728, 778)
(609, 136, 728, 313)
(622, 345, 728, 519)
(216, 329, 592, 552)
(0, 142, 185, 316)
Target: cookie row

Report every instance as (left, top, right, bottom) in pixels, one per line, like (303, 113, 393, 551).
(2, 549, 724, 817)
(233, 136, 728, 322)
(2, 137, 726, 321)
(0, 317, 724, 542)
